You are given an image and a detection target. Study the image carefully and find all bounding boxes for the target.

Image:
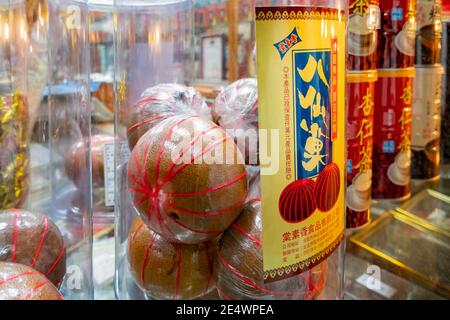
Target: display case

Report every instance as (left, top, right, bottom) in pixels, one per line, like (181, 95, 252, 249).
(114, 0, 347, 300)
(347, 211, 450, 299)
(0, 0, 93, 299)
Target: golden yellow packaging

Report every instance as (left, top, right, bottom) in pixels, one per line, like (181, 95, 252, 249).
(255, 6, 346, 282)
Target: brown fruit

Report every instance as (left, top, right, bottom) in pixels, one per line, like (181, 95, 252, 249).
(64, 134, 115, 189)
(0, 209, 66, 286)
(125, 84, 211, 149)
(127, 218, 215, 300)
(0, 262, 63, 300)
(128, 115, 248, 244)
(215, 199, 328, 300)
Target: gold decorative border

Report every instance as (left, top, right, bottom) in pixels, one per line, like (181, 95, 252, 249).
(264, 232, 344, 282)
(256, 7, 343, 22)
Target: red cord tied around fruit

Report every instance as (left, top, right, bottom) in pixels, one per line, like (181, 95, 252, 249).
(279, 163, 340, 223)
(124, 83, 212, 149)
(215, 199, 328, 300)
(128, 115, 248, 244)
(127, 218, 215, 300)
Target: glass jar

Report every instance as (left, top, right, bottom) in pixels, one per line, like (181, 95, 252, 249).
(115, 0, 346, 300)
(0, 0, 93, 300)
(44, 0, 93, 299)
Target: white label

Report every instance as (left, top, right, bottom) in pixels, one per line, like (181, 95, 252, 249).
(103, 142, 131, 206)
(356, 273, 397, 299)
(93, 253, 115, 285)
(103, 143, 115, 207)
(367, 5, 381, 30)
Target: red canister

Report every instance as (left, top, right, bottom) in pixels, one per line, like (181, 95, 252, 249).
(378, 0, 416, 68)
(348, 0, 381, 70)
(346, 71, 377, 229)
(372, 68, 415, 200)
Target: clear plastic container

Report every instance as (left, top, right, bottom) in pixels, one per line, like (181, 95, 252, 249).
(0, 0, 93, 299)
(115, 0, 346, 300)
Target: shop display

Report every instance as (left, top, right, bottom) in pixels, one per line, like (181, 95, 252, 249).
(125, 84, 211, 149)
(0, 93, 29, 209)
(348, 0, 380, 70)
(0, 262, 63, 300)
(346, 71, 377, 229)
(212, 78, 259, 165)
(411, 65, 444, 180)
(372, 68, 415, 200)
(415, 0, 442, 65)
(127, 217, 215, 300)
(215, 199, 327, 300)
(378, 0, 416, 68)
(128, 115, 248, 244)
(0, 209, 66, 286)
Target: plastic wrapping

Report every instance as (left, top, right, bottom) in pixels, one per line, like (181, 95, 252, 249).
(127, 217, 215, 300)
(0, 93, 29, 209)
(127, 114, 248, 244)
(125, 84, 211, 149)
(215, 199, 327, 300)
(0, 209, 66, 286)
(0, 262, 63, 300)
(213, 78, 259, 165)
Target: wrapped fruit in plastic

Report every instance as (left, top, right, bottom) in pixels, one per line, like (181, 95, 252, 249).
(212, 78, 259, 165)
(0, 262, 63, 300)
(127, 115, 248, 244)
(124, 84, 212, 149)
(0, 209, 66, 286)
(65, 134, 115, 190)
(127, 217, 215, 300)
(215, 199, 327, 300)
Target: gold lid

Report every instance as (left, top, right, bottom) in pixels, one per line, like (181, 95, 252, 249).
(346, 70, 378, 83)
(377, 68, 416, 78)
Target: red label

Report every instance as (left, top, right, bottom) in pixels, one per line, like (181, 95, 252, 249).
(372, 73, 413, 200)
(346, 78, 375, 228)
(331, 37, 338, 141)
